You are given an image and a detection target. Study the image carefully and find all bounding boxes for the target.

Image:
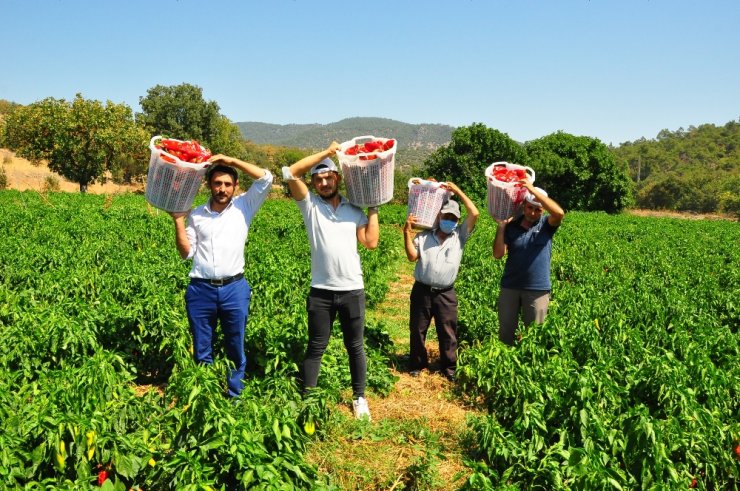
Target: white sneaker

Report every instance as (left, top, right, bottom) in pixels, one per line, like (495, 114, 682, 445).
(352, 397, 371, 420)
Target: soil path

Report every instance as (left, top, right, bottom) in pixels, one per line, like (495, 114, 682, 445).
(309, 239, 480, 490)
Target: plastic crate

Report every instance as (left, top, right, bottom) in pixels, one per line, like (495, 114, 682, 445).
(485, 162, 535, 220)
(407, 178, 450, 229)
(145, 136, 210, 212)
(337, 135, 396, 208)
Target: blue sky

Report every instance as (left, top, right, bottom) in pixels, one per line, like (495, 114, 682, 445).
(2, 0, 739, 146)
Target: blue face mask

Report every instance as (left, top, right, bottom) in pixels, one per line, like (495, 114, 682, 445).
(439, 219, 458, 234)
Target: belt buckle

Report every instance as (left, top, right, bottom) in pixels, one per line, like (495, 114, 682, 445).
(211, 278, 225, 287)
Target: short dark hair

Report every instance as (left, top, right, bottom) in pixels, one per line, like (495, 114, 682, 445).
(206, 164, 238, 184)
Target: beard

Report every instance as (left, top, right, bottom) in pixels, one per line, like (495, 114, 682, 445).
(318, 188, 339, 200)
(211, 191, 232, 204)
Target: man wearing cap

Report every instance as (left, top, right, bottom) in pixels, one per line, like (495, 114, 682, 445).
(492, 179, 565, 346)
(403, 182, 479, 381)
(283, 141, 379, 419)
(169, 154, 273, 398)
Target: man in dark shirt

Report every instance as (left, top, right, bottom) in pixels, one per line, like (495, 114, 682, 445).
(492, 180, 565, 345)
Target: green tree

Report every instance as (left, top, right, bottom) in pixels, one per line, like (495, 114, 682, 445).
(611, 119, 740, 213)
(637, 176, 684, 210)
(137, 83, 243, 156)
(424, 123, 525, 203)
(2, 95, 148, 192)
(524, 132, 633, 212)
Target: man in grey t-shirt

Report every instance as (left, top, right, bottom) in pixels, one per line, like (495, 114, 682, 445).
(403, 181, 479, 381)
(283, 141, 379, 419)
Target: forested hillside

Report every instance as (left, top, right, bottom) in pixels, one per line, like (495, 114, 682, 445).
(237, 117, 454, 170)
(612, 120, 739, 215)
(236, 117, 453, 150)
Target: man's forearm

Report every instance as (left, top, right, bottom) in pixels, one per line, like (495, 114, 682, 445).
(173, 216, 191, 259)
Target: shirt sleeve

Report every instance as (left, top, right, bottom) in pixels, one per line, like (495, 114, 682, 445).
(459, 217, 473, 246)
(355, 205, 369, 228)
(296, 190, 313, 221)
(235, 170, 273, 224)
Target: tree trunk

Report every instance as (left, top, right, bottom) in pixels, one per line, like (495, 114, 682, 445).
(79, 182, 88, 193)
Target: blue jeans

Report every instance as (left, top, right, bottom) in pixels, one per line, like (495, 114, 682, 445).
(185, 278, 252, 397)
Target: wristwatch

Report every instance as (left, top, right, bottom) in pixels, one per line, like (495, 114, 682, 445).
(281, 166, 299, 181)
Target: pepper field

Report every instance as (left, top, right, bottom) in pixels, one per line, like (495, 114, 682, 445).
(0, 190, 737, 490)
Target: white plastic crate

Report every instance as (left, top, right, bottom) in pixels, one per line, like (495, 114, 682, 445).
(407, 178, 450, 229)
(337, 135, 396, 208)
(485, 162, 535, 220)
(145, 136, 210, 213)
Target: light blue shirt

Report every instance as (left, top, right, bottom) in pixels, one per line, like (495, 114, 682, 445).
(412, 218, 473, 288)
(297, 193, 368, 291)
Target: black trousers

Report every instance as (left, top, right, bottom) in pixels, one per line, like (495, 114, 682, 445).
(409, 282, 458, 376)
(302, 287, 367, 398)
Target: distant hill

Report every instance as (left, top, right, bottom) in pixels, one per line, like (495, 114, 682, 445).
(236, 117, 454, 151)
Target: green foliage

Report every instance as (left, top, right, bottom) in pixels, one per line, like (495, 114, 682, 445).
(456, 213, 740, 488)
(524, 132, 634, 212)
(0, 192, 398, 489)
(2, 94, 148, 192)
(424, 123, 525, 204)
(0, 98, 21, 117)
(137, 83, 243, 157)
(0, 166, 6, 190)
(612, 120, 740, 213)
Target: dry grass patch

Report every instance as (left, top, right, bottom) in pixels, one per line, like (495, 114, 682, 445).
(308, 369, 479, 490)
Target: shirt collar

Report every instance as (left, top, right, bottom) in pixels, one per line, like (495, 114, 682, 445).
(205, 197, 234, 215)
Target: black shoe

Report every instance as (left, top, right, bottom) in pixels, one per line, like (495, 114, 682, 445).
(409, 370, 421, 378)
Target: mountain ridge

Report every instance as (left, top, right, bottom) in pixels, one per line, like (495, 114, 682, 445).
(235, 117, 455, 151)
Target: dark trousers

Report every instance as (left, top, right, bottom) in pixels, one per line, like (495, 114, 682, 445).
(186, 278, 251, 398)
(409, 282, 458, 376)
(302, 288, 367, 398)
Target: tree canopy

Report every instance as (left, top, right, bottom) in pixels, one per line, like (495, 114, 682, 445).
(524, 132, 634, 213)
(424, 123, 525, 204)
(422, 124, 633, 213)
(2, 94, 147, 192)
(137, 83, 244, 158)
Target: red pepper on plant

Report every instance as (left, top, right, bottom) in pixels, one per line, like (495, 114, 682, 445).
(97, 470, 108, 486)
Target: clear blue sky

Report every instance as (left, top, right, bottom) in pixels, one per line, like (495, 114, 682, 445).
(2, 0, 739, 146)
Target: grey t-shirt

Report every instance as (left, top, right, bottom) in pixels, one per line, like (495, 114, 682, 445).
(297, 193, 368, 291)
(412, 217, 473, 288)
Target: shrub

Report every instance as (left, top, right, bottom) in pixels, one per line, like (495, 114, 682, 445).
(0, 166, 7, 189)
(43, 175, 60, 192)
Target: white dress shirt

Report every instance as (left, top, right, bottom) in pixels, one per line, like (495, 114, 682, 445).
(185, 171, 273, 279)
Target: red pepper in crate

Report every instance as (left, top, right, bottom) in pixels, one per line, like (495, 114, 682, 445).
(492, 166, 526, 183)
(344, 139, 395, 161)
(156, 138, 212, 163)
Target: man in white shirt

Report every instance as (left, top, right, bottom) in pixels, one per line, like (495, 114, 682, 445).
(283, 141, 379, 420)
(170, 154, 273, 398)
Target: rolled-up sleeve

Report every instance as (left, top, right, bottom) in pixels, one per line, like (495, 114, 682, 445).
(236, 170, 273, 223)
